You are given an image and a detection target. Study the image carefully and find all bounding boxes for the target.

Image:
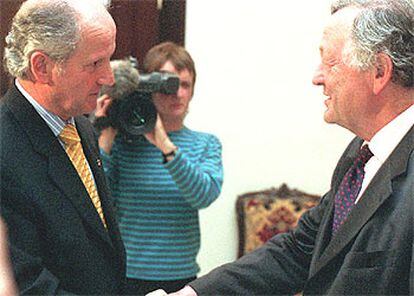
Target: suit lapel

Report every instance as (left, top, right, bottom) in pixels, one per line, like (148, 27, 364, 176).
(4, 85, 113, 248)
(47, 148, 113, 247)
(75, 117, 120, 245)
(310, 139, 361, 264)
(313, 165, 392, 273)
(310, 127, 414, 278)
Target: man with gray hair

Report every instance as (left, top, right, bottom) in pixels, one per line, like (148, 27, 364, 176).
(0, 0, 126, 294)
(149, 0, 414, 295)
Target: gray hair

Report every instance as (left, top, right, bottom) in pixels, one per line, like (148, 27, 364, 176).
(4, 0, 81, 79)
(100, 59, 140, 100)
(335, 0, 414, 87)
(331, 0, 369, 14)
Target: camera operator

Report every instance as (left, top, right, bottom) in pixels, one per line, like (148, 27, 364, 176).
(95, 42, 224, 296)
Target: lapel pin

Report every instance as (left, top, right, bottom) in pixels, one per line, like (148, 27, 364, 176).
(97, 158, 102, 167)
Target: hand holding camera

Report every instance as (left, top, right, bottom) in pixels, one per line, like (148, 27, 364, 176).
(144, 114, 177, 157)
(96, 94, 118, 154)
(94, 71, 179, 139)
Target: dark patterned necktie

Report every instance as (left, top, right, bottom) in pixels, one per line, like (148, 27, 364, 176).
(332, 144, 373, 234)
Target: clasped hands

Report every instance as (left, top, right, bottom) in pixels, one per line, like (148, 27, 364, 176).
(145, 285, 197, 296)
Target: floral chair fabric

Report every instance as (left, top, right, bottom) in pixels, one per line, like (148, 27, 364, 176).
(236, 183, 320, 257)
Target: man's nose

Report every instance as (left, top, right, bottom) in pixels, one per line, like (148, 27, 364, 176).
(312, 64, 324, 86)
(98, 63, 115, 86)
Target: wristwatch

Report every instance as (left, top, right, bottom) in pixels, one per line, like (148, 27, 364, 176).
(162, 149, 176, 164)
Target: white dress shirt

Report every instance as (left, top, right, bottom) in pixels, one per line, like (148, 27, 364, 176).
(356, 104, 414, 203)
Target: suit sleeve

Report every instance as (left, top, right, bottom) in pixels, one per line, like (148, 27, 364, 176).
(410, 196, 414, 294)
(189, 193, 331, 295)
(1, 170, 72, 295)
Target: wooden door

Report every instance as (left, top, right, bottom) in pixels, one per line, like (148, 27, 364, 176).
(0, 0, 25, 96)
(0, 0, 186, 96)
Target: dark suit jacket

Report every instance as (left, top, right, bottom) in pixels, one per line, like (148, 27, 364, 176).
(191, 126, 414, 295)
(0, 84, 126, 295)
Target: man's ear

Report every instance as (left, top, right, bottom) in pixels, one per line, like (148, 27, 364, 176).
(373, 53, 393, 95)
(29, 51, 54, 84)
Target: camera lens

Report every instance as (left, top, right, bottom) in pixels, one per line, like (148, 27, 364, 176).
(118, 91, 157, 136)
(130, 109, 146, 126)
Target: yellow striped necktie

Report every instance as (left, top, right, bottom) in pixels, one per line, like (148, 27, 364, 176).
(59, 124, 107, 228)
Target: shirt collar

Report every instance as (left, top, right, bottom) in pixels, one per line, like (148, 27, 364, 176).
(15, 79, 75, 136)
(366, 103, 414, 165)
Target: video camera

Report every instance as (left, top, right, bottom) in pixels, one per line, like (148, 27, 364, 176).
(94, 70, 179, 137)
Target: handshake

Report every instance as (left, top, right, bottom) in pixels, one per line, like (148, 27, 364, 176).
(146, 290, 168, 296)
(145, 286, 197, 296)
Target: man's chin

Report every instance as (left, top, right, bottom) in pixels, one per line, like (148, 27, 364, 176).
(323, 111, 336, 124)
(82, 103, 97, 116)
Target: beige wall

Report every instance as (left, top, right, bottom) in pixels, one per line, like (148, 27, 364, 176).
(184, 0, 354, 276)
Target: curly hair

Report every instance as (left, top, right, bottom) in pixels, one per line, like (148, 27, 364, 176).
(4, 0, 81, 79)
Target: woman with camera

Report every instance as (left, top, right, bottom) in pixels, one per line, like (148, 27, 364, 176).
(95, 42, 224, 296)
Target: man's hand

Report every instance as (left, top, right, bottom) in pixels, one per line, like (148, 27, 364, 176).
(0, 219, 17, 296)
(145, 286, 198, 296)
(145, 289, 167, 296)
(169, 286, 198, 296)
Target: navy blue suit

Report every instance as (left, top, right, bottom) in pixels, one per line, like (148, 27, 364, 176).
(0, 84, 126, 294)
(190, 130, 414, 295)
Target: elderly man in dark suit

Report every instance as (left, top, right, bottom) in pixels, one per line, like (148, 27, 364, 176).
(149, 0, 414, 295)
(0, 0, 126, 294)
